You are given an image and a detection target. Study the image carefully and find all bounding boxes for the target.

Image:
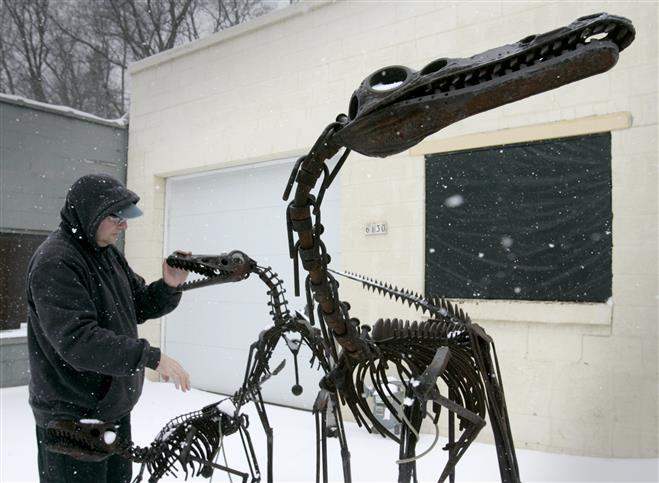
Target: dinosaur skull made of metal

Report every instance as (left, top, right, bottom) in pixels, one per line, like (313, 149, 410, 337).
(333, 12, 635, 157)
(46, 419, 120, 462)
(166, 250, 257, 290)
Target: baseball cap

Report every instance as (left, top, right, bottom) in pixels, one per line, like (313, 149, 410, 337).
(113, 203, 143, 220)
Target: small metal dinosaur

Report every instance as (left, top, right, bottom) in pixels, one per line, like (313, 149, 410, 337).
(46, 390, 265, 482)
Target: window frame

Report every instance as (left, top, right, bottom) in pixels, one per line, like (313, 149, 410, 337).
(409, 112, 632, 326)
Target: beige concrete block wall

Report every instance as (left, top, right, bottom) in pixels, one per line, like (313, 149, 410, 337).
(126, 1, 658, 458)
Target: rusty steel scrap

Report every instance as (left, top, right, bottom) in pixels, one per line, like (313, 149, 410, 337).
(47, 13, 635, 483)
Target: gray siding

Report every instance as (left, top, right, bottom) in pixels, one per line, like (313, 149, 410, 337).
(0, 98, 128, 233)
(0, 98, 128, 386)
(0, 336, 29, 388)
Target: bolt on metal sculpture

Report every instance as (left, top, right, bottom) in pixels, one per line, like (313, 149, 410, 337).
(46, 12, 634, 483)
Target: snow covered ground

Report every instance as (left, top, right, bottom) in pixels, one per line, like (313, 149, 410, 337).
(1, 381, 656, 482)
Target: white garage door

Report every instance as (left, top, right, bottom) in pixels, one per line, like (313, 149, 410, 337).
(164, 158, 340, 409)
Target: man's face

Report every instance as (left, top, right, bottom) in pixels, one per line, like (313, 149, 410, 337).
(95, 215, 127, 247)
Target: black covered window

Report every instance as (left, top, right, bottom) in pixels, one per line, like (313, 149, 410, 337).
(0, 232, 47, 330)
(425, 133, 612, 303)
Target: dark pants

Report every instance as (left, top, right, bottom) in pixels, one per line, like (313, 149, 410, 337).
(36, 414, 132, 483)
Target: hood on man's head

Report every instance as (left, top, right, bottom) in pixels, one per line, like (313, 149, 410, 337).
(60, 174, 140, 248)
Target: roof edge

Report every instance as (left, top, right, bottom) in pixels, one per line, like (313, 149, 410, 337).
(0, 93, 128, 128)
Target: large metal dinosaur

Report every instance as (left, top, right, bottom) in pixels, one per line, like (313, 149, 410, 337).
(45, 12, 635, 483)
(278, 12, 633, 482)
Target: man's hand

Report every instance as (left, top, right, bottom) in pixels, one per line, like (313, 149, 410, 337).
(156, 354, 191, 392)
(163, 250, 191, 288)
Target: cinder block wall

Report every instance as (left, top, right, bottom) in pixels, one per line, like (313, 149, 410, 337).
(126, 1, 657, 457)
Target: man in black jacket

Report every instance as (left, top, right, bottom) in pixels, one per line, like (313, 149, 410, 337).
(27, 174, 191, 483)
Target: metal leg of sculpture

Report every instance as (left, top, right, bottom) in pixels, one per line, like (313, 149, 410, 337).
(313, 389, 331, 483)
(447, 388, 456, 483)
(314, 409, 322, 483)
(186, 456, 249, 483)
(433, 392, 486, 483)
(312, 388, 353, 483)
(238, 423, 262, 482)
(132, 464, 146, 483)
(330, 393, 353, 483)
(469, 332, 520, 483)
(252, 392, 274, 483)
(397, 392, 423, 483)
(321, 406, 329, 483)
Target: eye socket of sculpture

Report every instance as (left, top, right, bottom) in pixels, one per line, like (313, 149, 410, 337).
(368, 66, 409, 92)
(420, 58, 448, 76)
(348, 94, 359, 120)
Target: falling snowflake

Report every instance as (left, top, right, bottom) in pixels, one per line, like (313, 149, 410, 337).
(444, 194, 464, 208)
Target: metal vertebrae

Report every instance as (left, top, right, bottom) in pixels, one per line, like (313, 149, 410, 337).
(284, 119, 368, 359)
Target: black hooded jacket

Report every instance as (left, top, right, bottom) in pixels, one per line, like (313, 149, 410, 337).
(26, 174, 182, 426)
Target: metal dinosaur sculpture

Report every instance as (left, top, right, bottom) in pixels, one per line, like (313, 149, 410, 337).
(48, 397, 260, 482)
(46, 12, 635, 483)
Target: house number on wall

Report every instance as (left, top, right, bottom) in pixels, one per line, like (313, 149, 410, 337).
(365, 222, 388, 236)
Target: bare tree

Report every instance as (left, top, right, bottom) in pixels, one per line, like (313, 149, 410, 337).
(202, 0, 275, 32)
(101, 0, 196, 59)
(48, 1, 133, 116)
(0, 2, 19, 94)
(2, 0, 50, 102)
(1, 0, 288, 117)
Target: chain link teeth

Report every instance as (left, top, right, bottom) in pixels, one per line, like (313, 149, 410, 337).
(427, 21, 625, 95)
(426, 21, 627, 99)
